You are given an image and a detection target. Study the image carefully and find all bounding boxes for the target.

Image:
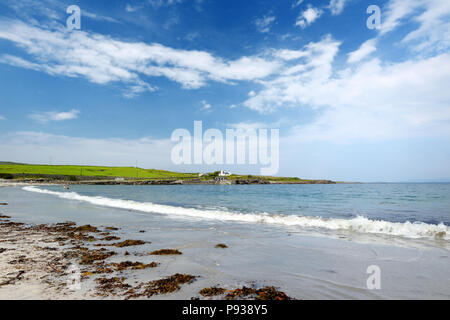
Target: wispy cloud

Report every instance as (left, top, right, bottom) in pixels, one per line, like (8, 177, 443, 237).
(255, 13, 276, 33)
(295, 6, 323, 29)
(200, 100, 212, 112)
(328, 0, 348, 15)
(0, 19, 280, 97)
(29, 109, 80, 123)
(347, 38, 377, 63)
(148, 0, 184, 9)
(291, 0, 304, 9)
(0, 115, 5, 120)
(3, 0, 120, 25)
(243, 34, 450, 142)
(125, 3, 142, 12)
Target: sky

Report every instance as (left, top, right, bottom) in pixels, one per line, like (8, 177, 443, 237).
(0, 0, 449, 182)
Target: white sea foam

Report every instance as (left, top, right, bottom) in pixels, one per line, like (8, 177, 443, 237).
(23, 186, 449, 240)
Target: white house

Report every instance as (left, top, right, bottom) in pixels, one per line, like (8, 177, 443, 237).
(218, 170, 231, 177)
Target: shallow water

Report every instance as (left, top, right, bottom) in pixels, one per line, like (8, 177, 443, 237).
(1, 184, 449, 299)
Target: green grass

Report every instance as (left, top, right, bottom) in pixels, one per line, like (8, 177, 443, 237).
(0, 163, 333, 183)
(0, 164, 197, 179)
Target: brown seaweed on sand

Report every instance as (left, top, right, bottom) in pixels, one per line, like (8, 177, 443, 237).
(101, 236, 121, 241)
(79, 249, 117, 265)
(225, 286, 292, 300)
(110, 240, 146, 247)
(109, 261, 158, 271)
(104, 226, 119, 231)
(73, 225, 100, 233)
(199, 287, 226, 297)
(215, 243, 228, 249)
(96, 277, 131, 296)
(127, 274, 196, 299)
(149, 249, 182, 255)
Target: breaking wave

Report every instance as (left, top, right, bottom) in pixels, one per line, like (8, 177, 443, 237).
(23, 186, 449, 240)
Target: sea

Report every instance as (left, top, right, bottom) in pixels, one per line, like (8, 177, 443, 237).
(1, 183, 449, 299)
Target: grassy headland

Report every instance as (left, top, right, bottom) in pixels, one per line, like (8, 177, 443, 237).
(0, 163, 335, 184)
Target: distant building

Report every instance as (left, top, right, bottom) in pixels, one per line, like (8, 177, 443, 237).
(114, 177, 125, 182)
(218, 170, 231, 177)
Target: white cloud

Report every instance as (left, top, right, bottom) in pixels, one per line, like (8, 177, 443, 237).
(0, 19, 280, 96)
(29, 109, 80, 123)
(228, 120, 286, 131)
(347, 38, 377, 63)
(255, 14, 276, 33)
(243, 34, 450, 142)
(380, 0, 423, 35)
(400, 0, 450, 53)
(125, 4, 142, 12)
(148, 0, 184, 9)
(200, 100, 211, 111)
(292, 0, 304, 9)
(0, 131, 174, 169)
(0, 115, 5, 120)
(379, 0, 450, 54)
(328, 0, 348, 15)
(295, 6, 323, 29)
(273, 49, 308, 61)
(81, 10, 120, 24)
(245, 35, 341, 113)
(3, 0, 119, 25)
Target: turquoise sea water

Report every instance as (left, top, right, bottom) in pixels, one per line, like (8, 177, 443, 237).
(56, 183, 450, 224)
(1, 183, 449, 299)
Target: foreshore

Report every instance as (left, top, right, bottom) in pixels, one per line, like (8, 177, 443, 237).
(0, 214, 292, 300)
(0, 178, 336, 186)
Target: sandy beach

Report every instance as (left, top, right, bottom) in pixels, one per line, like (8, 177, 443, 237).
(0, 219, 90, 299)
(0, 213, 291, 300)
(1, 184, 449, 300)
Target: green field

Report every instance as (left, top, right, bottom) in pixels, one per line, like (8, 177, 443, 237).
(0, 163, 197, 179)
(0, 163, 334, 183)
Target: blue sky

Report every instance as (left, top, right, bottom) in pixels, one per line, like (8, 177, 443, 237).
(0, 0, 449, 181)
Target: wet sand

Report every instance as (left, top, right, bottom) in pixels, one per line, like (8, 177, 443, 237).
(0, 215, 291, 300)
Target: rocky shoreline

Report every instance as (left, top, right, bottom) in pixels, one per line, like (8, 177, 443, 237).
(0, 214, 293, 300)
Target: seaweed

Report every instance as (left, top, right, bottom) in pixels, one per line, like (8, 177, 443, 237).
(199, 287, 226, 297)
(150, 249, 182, 255)
(215, 243, 228, 249)
(96, 277, 130, 295)
(109, 261, 158, 271)
(104, 226, 119, 231)
(79, 249, 117, 265)
(73, 225, 100, 233)
(225, 286, 292, 300)
(111, 240, 146, 247)
(101, 236, 121, 241)
(128, 274, 196, 298)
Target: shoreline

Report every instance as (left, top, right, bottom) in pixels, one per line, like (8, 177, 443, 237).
(0, 179, 337, 186)
(0, 215, 293, 300)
